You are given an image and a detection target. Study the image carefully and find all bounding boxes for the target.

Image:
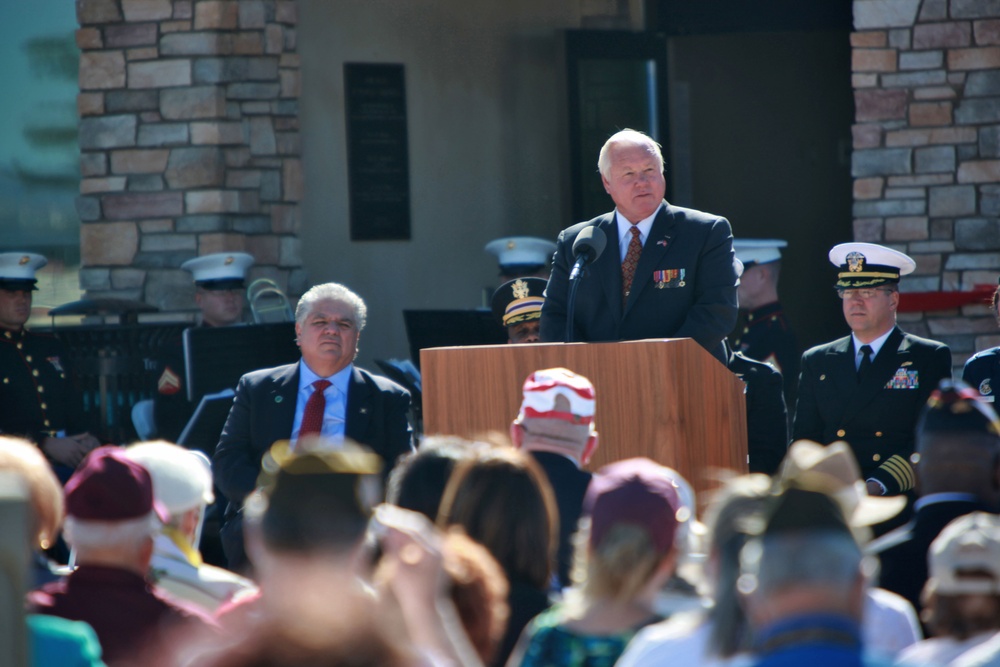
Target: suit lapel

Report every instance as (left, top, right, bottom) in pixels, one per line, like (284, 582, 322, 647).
(269, 362, 299, 442)
(841, 328, 906, 417)
(624, 203, 677, 315)
(345, 367, 370, 443)
(592, 214, 623, 317)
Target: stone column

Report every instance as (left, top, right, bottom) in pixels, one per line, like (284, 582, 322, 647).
(852, 0, 1000, 360)
(76, 0, 304, 313)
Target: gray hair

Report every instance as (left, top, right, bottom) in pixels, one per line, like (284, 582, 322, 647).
(741, 530, 862, 597)
(295, 283, 368, 332)
(597, 129, 665, 179)
(64, 512, 160, 552)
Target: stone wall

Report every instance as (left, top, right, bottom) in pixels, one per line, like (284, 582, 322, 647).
(852, 0, 1000, 365)
(76, 0, 304, 314)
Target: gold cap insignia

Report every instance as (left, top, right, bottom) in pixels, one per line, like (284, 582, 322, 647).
(19, 256, 30, 265)
(846, 252, 865, 273)
(512, 278, 529, 299)
(507, 241, 516, 250)
(224, 256, 234, 265)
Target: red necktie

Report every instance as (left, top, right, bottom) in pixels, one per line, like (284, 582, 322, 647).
(299, 379, 331, 437)
(622, 226, 643, 301)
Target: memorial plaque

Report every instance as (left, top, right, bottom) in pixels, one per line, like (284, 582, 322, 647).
(344, 63, 411, 241)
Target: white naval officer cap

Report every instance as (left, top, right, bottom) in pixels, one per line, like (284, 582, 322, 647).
(829, 242, 915, 289)
(733, 239, 787, 268)
(484, 236, 556, 276)
(124, 441, 214, 517)
(0, 252, 47, 291)
(181, 252, 254, 290)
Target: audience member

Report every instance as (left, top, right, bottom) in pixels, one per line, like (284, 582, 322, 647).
(540, 128, 738, 363)
(0, 252, 99, 481)
(793, 242, 952, 497)
(869, 380, 1000, 616)
(508, 458, 684, 667)
(123, 441, 256, 612)
(510, 367, 597, 588)
(385, 435, 485, 521)
(491, 277, 547, 344)
(27, 446, 216, 665)
(0, 436, 65, 587)
(739, 485, 868, 666)
(214, 282, 412, 570)
(895, 512, 1000, 666)
(437, 445, 559, 667)
(617, 474, 772, 667)
(963, 278, 1000, 404)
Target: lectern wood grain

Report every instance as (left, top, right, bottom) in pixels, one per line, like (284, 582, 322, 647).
(421, 339, 748, 496)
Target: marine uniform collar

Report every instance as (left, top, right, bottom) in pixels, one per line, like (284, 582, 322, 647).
(1, 326, 26, 342)
(746, 301, 783, 323)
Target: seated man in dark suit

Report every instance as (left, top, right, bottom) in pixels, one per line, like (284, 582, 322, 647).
(214, 282, 413, 570)
(509, 367, 597, 588)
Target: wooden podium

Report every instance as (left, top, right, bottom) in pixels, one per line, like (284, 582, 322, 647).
(421, 338, 748, 493)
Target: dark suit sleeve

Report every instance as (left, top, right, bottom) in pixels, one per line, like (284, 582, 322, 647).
(672, 216, 739, 354)
(383, 386, 414, 472)
(213, 374, 259, 505)
(746, 363, 789, 475)
(791, 350, 824, 444)
(540, 229, 572, 342)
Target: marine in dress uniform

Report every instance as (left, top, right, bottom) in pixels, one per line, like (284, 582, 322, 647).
(732, 239, 799, 411)
(792, 243, 952, 496)
(962, 280, 1000, 403)
(485, 236, 557, 281)
(153, 252, 254, 442)
(491, 277, 546, 344)
(0, 252, 98, 479)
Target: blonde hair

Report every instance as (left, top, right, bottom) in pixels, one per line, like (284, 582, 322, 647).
(571, 518, 669, 603)
(0, 436, 64, 550)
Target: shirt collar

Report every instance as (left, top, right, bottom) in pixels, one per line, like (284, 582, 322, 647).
(852, 327, 894, 359)
(615, 205, 660, 247)
(299, 360, 353, 397)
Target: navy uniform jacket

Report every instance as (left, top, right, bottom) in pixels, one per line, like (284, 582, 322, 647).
(727, 343, 788, 475)
(963, 346, 999, 404)
(540, 202, 738, 363)
(792, 327, 952, 494)
(735, 301, 799, 411)
(214, 361, 413, 507)
(0, 327, 87, 444)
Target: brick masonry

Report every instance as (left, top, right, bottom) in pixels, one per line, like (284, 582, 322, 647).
(852, 0, 1000, 365)
(76, 0, 304, 311)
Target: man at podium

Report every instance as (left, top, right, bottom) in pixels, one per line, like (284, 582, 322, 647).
(540, 129, 738, 363)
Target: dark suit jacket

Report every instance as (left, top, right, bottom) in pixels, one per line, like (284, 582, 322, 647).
(792, 327, 951, 494)
(214, 361, 413, 506)
(539, 202, 738, 362)
(727, 343, 788, 475)
(868, 498, 992, 614)
(528, 451, 592, 589)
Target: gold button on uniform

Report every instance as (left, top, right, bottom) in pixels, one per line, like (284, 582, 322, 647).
(836, 429, 846, 437)
(820, 374, 827, 381)
(25, 355, 32, 362)
(37, 386, 44, 393)
(873, 454, 881, 462)
(43, 420, 50, 427)
(32, 370, 39, 377)
(40, 403, 47, 410)
(875, 431, 883, 437)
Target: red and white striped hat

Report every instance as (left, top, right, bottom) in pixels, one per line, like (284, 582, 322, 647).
(517, 367, 595, 425)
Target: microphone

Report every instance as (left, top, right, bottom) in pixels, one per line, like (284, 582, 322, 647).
(569, 226, 607, 281)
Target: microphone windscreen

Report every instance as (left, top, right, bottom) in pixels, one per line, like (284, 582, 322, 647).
(572, 226, 607, 263)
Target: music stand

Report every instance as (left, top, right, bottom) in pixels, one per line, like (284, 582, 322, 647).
(178, 390, 236, 458)
(184, 322, 300, 403)
(403, 309, 506, 369)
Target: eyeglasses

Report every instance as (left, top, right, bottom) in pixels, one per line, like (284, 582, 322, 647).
(837, 288, 894, 300)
